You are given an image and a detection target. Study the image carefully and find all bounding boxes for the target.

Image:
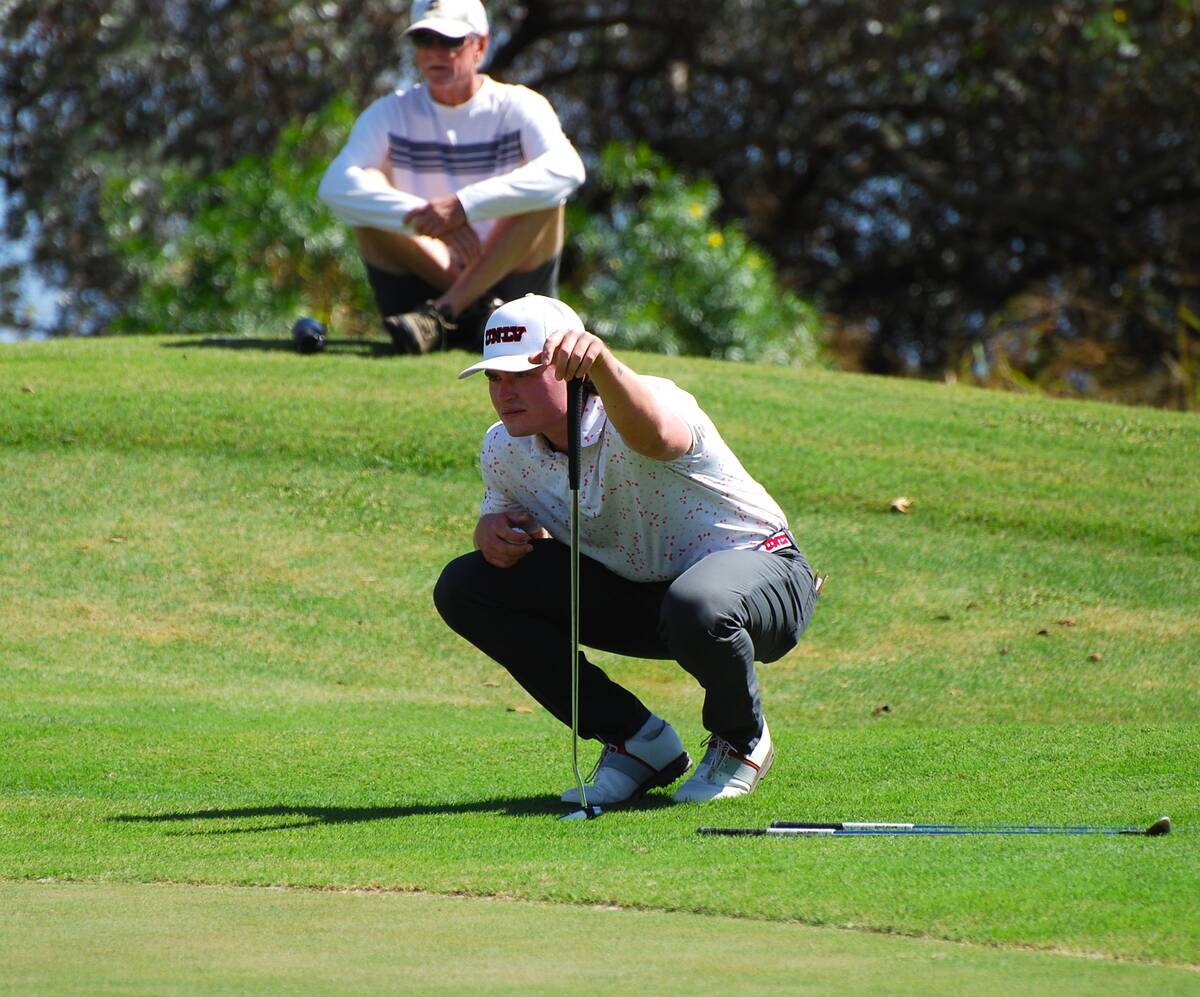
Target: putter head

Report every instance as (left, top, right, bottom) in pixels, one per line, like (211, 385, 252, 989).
(1146, 816, 1171, 836)
(561, 805, 603, 822)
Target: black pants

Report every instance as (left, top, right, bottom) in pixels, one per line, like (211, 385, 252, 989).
(434, 540, 818, 752)
(364, 256, 561, 350)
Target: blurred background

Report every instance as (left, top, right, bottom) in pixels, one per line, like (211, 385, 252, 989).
(2, 0, 1197, 408)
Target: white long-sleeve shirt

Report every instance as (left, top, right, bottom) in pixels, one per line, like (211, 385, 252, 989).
(318, 76, 585, 243)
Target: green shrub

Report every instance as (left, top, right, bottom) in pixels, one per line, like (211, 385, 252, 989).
(102, 95, 372, 337)
(565, 142, 823, 365)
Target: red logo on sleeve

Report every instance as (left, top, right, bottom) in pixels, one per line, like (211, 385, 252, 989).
(760, 531, 794, 553)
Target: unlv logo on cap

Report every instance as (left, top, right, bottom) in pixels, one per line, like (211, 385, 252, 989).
(485, 325, 527, 345)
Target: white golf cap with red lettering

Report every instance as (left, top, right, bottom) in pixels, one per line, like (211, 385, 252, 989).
(457, 294, 584, 379)
(405, 0, 488, 39)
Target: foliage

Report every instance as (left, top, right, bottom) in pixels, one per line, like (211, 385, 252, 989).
(965, 264, 1200, 409)
(101, 95, 372, 336)
(523, 1, 1200, 393)
(4, 1, 1199, 402)
(566, 143, 821, 365)
(1, 0, 403, 332)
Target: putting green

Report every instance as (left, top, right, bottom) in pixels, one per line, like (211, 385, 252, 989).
(2, 880, 1195, 994)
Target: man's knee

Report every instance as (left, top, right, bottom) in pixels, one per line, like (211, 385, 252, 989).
(659, 582, 736, 650)
(355, 226, 454, 274)
(490, 205, 564, 269)
(353, 226, 392, 265)
(495, 204, 561, 234)
(523, 204, 564, 261)
(433, 551, 489, 632)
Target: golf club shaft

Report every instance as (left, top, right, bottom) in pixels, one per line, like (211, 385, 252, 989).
(567, 378, 587, 812)
(699, 817, 1169, 837)
(700, 827, 1130, 837)
(771, 821, 1149, 834)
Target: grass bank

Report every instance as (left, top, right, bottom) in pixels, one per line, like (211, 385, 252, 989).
(1, 336, 1197, 986)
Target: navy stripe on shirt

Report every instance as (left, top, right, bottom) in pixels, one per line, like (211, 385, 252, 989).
(388, 131, 525, 174)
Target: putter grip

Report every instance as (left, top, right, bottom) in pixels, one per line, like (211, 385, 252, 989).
(696, 827, 767, 836)
(567, 378, 582, 489)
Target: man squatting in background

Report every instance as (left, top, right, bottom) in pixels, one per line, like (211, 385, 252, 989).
(319, 0, 585, 354)
(435, 295, 821, 804)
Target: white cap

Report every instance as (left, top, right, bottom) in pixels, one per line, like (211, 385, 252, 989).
(458, 294, 584, 379)
(405, 0, 488, 39)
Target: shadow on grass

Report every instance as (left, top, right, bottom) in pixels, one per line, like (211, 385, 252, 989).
(110, 794, 677, 835)
(160, 337, 399, 358)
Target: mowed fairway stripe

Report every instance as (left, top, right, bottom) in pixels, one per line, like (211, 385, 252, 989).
(1, 881, 1195, 995)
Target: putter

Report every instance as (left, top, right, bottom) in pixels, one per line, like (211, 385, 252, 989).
(562, 377, 601, 822)
(696, 816, 1172, 837)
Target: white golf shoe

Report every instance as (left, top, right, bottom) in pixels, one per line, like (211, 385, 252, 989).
(562, 716, 691, 806)
(672, 721, 774, 803)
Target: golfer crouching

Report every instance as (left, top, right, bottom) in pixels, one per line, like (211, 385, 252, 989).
(434, 295, 820, 804)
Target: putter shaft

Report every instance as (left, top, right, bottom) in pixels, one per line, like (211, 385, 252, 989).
(567, 378, 588, 814)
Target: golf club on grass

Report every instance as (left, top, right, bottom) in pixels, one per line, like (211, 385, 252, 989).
(696, 817, 1172, 837)
(562, 377, 602, 822)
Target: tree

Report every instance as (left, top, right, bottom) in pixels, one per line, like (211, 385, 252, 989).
(496, 1, 1199, 398)
(2, 0, 409, 332)
(4, 1, 1198, 404)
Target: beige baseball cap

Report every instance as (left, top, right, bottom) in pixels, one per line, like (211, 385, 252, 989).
(458, 294, 585, 379)
(405, 0, 488, 38)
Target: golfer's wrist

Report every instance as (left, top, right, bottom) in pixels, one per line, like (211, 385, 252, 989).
(588, 344, 620, 385)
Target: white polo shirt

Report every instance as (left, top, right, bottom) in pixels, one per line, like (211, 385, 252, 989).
(479, 377, 789, 582)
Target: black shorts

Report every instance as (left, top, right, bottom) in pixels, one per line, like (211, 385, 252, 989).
(363, 255, 561, 321)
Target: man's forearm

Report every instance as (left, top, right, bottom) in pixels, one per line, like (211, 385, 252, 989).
(318, 165, 427, 233)
(456, 148, 585, 223)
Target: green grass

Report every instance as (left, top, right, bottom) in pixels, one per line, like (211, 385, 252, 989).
(1, 337, 1198, 988)
(4, 882, 1196, 995)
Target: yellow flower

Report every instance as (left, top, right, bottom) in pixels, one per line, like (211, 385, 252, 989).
(1113, 6, 1126, 22)
(688, 202, 704, 219)
(707, 231, 724, 248)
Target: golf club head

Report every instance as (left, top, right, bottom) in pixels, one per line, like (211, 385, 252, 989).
(1145, 816, 1171, 836)
(561, 805, 603, 822)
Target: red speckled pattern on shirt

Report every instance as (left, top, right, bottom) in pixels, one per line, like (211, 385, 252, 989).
(479, 377, 789, 582)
